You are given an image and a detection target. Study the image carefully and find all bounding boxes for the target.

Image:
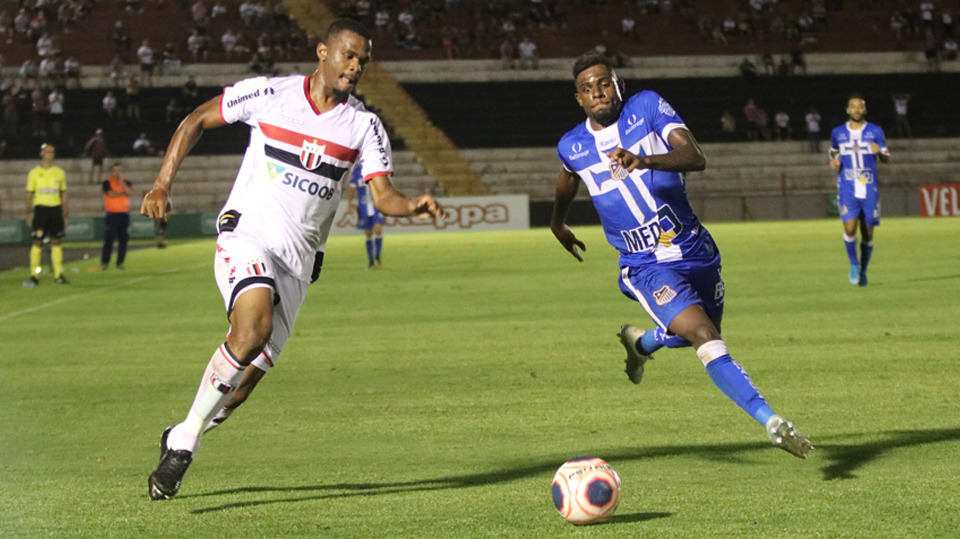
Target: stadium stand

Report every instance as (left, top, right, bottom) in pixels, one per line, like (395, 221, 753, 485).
(2, 0, 959, 223)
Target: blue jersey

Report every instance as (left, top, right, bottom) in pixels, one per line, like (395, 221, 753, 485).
(557, 90, 713, 268)
(830, 121, 888, 200)
(350, 167, 381, 220)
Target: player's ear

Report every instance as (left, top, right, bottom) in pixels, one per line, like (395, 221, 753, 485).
(316, 42, 327, 61)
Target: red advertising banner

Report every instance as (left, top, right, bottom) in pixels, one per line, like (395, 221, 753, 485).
(920, 184, 960, 217)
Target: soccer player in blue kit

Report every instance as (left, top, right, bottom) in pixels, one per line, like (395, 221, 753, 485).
(347, 165, 386, 268)
(551, 52, 813, 458)
(829, 95, 889, 287)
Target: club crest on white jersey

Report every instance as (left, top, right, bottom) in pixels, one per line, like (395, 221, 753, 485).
(300, 140, 326, 170)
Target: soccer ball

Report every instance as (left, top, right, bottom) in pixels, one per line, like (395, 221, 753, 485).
(551, 457, 621, 525)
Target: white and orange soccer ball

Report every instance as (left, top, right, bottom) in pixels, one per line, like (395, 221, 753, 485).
(551, 457, 621, 525)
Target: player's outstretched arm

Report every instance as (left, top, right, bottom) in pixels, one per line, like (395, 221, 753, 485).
(141, 96, 226, 220)
(367, 174, 445, 220)
(607, 127, 706, 174)
(551, 168, 586, 262)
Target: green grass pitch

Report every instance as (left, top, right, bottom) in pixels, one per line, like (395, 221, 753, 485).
(2, 217, 959, 537)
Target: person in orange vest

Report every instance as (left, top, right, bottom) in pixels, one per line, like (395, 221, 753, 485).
(101, 162, 133, 270)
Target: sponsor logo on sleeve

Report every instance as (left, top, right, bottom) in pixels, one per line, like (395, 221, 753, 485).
(658, 98, 676, 117)
(225, 87, 274, 108)
(568, 142, 590, 160)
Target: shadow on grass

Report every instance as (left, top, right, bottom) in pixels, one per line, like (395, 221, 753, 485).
(187, 427, 960, 514)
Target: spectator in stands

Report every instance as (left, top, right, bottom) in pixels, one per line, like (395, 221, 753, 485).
(924, 29, 941, 71)
(232, 32, 253, 59)
(36, 32, 55, 58)
(756, 107, 771, 141)
(165, 98, 180, 123)
(188, 29, 211, 62)
(890, 12, 907, 45)
(239, 0, 257, 27)
(743, 98, 760, 141)
(944, 36, 958, 60)
(38, 56, 58, 89)
(397, 7, 414, 35)
(137, 40, 155, 87)
(221, 28, 238, 60)
(211, 0, 228, 19)
(125, 0, 144, 15)
(47, 87, 64, 139)
(102, 89, 118, 119)
(64, 55, 81, 88)
(499, 37, 516, 69)
(720, 111, 737, 140)
(804, 108, 822, 153)
(19, 57, 39, 88)
(2, 91, 17, 139)
(109, 55, 126, 87)
(125, 76, 141, 121)
(777, 56, 791, 76)
(112, 20, 131, 51)
(622, 14, 637, 40)
(517, 35, 539, 70)
(133, 132, 156, 155)
(13, 8, 29, 40)
(738, 57, 758, 78)
(774, 110, 792, 141)
(181, 75, 200, 109)
(0, 11, 13, 45)
(30, 87, 48, 137)
(84, 128, 109, 184)
(790, 48, 807, 74)
(192, 0, 210, 28)
(441, 27, 458, 59)
(891, 93, 912, 138)
(162, 43, 183, 75)
(374, 6, 391, 35)
(27, 10, 48, 42)
(761, 52, 775, 75)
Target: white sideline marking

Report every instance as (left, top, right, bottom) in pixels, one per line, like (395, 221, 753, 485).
(1, 264, 206, 322)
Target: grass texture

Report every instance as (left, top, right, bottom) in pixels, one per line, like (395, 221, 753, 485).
(2, 217, 959, 537)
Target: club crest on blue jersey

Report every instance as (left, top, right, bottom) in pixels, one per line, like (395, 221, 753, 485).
(300, 140, 326, 170)
(652, 285, 677, 305)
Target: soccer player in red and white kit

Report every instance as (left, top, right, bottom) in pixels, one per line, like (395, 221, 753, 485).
(141, 19, 444, 500)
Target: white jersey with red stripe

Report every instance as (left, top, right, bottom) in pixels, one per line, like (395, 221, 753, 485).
(217, 74, 393, 281)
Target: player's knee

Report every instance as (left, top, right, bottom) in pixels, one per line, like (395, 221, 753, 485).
(228, 319, 272, 364)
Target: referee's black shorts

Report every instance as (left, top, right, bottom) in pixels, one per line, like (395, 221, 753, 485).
(32, 205, 65, 239)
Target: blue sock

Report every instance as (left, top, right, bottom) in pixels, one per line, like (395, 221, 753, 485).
(374, 236, 383, 259)
(639, 327, 691, 355)
(860, 241, 873, 273)
(704, 355, 774, 426)
(365, 238, 374, 263)
(843, 235, 858, 267)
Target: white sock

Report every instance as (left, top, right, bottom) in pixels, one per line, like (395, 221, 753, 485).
(168, 343, 246, 452)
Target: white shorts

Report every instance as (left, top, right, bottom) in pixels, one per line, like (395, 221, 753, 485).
(213, 231, 309, 372)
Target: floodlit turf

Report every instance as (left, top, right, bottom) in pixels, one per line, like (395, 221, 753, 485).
(2, 217, 959, 537)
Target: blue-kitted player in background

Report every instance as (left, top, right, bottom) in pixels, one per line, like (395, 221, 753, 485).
(347, 166, 386, 268)
(829, 94, 890, 287)
(551, 52, 813, 458)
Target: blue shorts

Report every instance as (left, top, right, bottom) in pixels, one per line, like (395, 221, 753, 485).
(838, 191, 880, 227)
(356, 209, 385, 230)
(618, 253, 724, 330)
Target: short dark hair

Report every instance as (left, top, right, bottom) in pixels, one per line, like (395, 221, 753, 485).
(322, 18, 372, 44)
(848, 92, 865, 103)
(572, 51, 617, 84)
